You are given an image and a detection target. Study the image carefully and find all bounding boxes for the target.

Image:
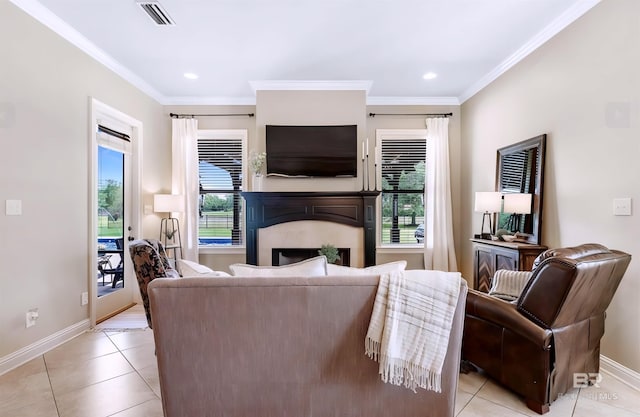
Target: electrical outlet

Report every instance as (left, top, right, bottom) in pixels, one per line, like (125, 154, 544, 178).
(81, 292, 89, 306)
(26, 308, 39, 328)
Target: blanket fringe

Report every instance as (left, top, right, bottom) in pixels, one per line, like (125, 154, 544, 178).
(380, 355, 442, 393)
(365, 337, 380, 361)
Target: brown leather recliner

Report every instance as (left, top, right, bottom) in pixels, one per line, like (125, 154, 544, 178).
(462, 243, 631, 414)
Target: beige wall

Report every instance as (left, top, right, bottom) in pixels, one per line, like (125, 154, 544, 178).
(255, 90, 367, 192)
(173, 97, 462, 271)
(0, 2, 167, 357)
(460, 0, 640, 371)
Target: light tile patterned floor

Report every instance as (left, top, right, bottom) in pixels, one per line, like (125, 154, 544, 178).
(1, 304, 638, 417)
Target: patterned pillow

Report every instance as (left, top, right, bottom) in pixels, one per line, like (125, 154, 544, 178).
(326, 260, 407, 276)
(229, 255, 327, 277)
(488, 270, 533, 301)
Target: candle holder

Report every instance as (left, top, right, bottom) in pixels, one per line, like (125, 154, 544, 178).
(366, 155, 370, 190)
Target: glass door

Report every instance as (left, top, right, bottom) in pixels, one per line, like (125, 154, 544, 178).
(95, 125, 135, 321)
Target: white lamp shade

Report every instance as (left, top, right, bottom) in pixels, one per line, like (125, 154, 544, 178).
(503, 193, 532, 214)
(154, 194, 185, 213)
(474, 192, 502, 213)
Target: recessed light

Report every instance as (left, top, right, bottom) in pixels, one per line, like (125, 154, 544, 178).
(422, 72, 437, 80)
(183, 72, 199, 80)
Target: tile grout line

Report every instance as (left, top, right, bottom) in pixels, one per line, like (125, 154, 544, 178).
(42, 354, 62, 417)
(104, 330, 162, 401)
(104, 398, 160, 417)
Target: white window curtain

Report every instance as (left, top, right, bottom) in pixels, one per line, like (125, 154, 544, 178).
(424, 117, 458, 272)
(171, 118, 199, 261)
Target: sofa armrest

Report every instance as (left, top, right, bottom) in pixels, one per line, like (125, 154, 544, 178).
(466, 289, 552, 348)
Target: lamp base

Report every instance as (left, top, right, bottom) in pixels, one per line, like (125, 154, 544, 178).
(479, 212, 494, 240)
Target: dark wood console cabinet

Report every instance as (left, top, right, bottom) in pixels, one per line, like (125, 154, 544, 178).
(471, 238, 547, 292)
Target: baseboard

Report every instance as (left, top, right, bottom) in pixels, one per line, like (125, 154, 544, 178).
(600, 354, 640, 391)
(0, 319, 90, 376)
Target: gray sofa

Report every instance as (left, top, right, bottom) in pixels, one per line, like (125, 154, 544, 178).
(148, 275, 468, 417)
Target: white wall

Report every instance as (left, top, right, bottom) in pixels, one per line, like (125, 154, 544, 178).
(0, 1, 167, 357)
(460, 0, 640, 371)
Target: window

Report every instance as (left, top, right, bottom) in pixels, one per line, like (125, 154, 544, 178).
(197, 130, 247, 247)
(377, 129, 428, 245)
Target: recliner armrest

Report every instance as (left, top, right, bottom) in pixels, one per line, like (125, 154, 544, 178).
(466, 289, 553, 348)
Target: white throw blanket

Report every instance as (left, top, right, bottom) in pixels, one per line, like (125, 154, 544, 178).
(365, 270, 462, 393)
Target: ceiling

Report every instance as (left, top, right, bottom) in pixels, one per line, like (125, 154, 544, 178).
(13, 0, 599, 105)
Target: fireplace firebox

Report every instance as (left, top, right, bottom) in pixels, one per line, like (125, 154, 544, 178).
(272, 248, 351, 266)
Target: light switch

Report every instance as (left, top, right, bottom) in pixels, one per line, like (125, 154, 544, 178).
(6, 199, 22, 215)
(613, 198, 632, 216)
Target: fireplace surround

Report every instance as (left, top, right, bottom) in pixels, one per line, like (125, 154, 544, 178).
(242, 191, 379, 266)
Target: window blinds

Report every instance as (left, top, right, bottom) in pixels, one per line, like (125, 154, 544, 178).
(381, 139, 426, 190)
(198, 138, 243, 192)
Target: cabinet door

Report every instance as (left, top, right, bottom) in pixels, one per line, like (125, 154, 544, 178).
(495, 249, 518, 271)
(474, 246, 494, 293)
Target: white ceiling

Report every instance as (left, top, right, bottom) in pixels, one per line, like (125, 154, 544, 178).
(13, 0, 600, 105)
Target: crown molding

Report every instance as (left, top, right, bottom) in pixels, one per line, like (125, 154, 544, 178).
(367, 96, 460, 106)
(13, 0, 600, 108)
(250, 80, 373, 94)
(163, 95, 459, 107)
(10, 0, 166, 103)
(459, 0, 601, 103)
(162, 96, 257, 106)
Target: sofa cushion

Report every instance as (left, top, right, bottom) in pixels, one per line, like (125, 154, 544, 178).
(326, 260, 407, 276)
(178, 259, 231, 277)
(229, 255, 328, 277)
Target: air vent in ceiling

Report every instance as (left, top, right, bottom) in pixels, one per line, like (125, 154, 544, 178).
(137, 1, 175, 26)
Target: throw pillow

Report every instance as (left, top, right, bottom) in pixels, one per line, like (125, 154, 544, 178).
(488, 269, 533, 301)
(177, 259, 230, 277)
(229, 255, 328, 277)
(326, 260, 407, 276)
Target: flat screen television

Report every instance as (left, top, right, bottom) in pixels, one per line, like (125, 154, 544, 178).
(266, 125, 357, 177)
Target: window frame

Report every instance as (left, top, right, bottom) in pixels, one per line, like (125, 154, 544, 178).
(376, 129, 429, 249)
(197, 129, 248, 253)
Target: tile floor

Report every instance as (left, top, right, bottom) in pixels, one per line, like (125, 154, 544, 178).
(1, 304, 639, 417)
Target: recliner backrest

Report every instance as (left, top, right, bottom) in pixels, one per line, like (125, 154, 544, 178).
(517, 244, 631, 329)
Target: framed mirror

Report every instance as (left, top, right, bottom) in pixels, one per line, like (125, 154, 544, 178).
(495, 134, 546, 244)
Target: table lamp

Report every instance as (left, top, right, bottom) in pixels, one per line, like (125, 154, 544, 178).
(154, 194, 185, 249)
(474, 191, 502, 239)
(503, 193, 532, 232)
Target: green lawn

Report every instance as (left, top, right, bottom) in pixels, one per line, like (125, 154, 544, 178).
(98, 216, 123, 237)
(380, 224, 421, 244)
(196, 211, 422, 243)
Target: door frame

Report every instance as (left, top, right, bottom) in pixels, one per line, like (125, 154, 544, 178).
(89, 98, 143, 327)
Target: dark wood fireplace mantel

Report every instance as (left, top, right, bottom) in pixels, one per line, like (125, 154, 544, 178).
(241, 191, 379, 266)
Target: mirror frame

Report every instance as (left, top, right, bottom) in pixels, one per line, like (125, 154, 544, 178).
(495, 134, 546, 244)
